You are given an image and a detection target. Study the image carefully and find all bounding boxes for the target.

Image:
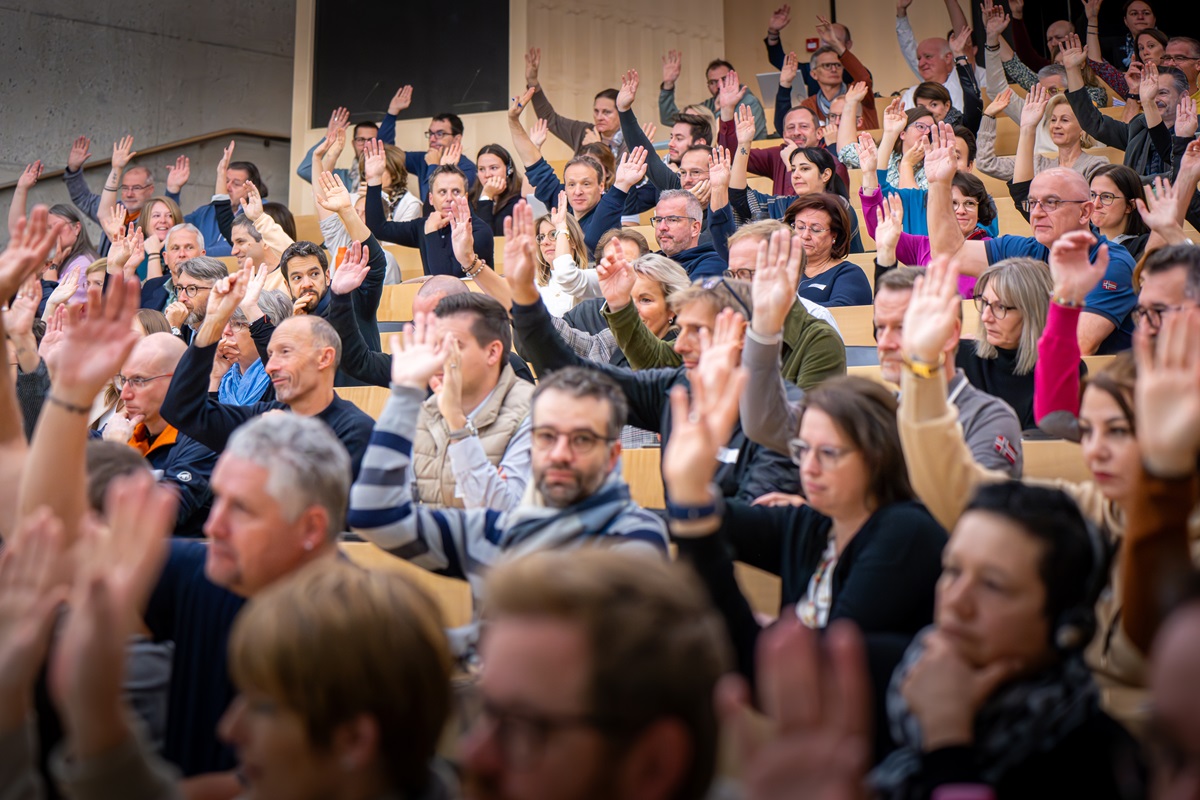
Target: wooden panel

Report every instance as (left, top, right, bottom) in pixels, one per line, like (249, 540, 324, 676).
(747, 175, 774, 194)
(294, 214, 323, 245)
(845, 252, 876, 292)
(341, 542, 473, 628)
(629, 225, 657, 246)
(847, 363, 896, 387)
(734, 563, 781, 618)
(1022, 439, 1092, 484)
(992, 115, 1021, 157)
(992, 195, 1028, 237)
(334, 386, 391, 420)
(828, 304, 875, 347)
(1083, 354, 1116, 375)
(378, 280, 484, 323)
(621, 448, 665, 509)
(216, 256, 240, 272)
(383, 244, 426, 282)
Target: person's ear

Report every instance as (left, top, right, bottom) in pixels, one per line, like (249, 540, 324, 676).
(317, 345, 337, 371)
(329, 713, 381, 773)
(611, 718, 691, 800)
(298, 505, 330, 553)
(820, 168, 833, 185)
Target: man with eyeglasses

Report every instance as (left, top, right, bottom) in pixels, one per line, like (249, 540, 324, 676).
(378, 86, 478, 202)
(460, 548, 729, 800)
(649, 190, 725, 278)
(348, 339, 669, 657)
(798, 41, 877, 130)
(723, 99, 851, 196)
(1132, 244, 1200, 335)
(141, 223, 207, 316)
(659, 51, 769, 140)
(165, 256, 228, 344)
(927, 122, 1137, 355)
(62, 135, 167, 256)
(1162, 37, 1200, 100)
(295, 105, 379, 192)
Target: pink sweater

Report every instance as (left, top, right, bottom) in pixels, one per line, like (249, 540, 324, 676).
(1033, 302, 1084, 438)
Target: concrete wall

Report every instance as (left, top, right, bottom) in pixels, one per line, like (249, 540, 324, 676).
(0, 1, 295, 243)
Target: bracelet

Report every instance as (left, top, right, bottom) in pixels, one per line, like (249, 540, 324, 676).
(105, 185, 119, 191)
(666, 487, 723, 521)
(148, 252, 162, 259)
(984, 43, 1000, 52)
(463, 256, 485, 278)
(1052, 295, 1084, 308)
(48, 394, 91, 415)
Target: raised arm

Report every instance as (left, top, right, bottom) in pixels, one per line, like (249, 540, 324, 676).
(976, 92, 1017, 181)
(895, 0, 922, 79)
(507, 87, 543, 169)
(730, 105, 759, 191)
(1012, 84, 1049, 184)
(97, 135, 136, 233)
(926, 123, 987, 273)
(617, 69, 680, 191)
(836, 82, 871, 164)
(7, 162, 41, 238)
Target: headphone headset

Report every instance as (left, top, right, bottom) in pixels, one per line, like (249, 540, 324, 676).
(1053, 519, 1110, 652)
(507, 164, 514, 176)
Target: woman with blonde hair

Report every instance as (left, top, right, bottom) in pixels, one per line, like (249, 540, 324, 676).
(977, 85, 1107, 183)
(530, 197, 590, 317)
(958, 256, 1055, 430)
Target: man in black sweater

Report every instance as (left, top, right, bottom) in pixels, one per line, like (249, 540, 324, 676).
(161, 266, 374, 478)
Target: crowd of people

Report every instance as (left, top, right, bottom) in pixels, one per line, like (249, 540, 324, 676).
(3, 0, 1200, 797)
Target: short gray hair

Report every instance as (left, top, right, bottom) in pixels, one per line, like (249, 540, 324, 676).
(232, 213, 263, 242)
(179, 256, 228, 283)
(973, 257, 1053, 375)
(225, 414, 351, 539)
(658, 189, 704, 223)
(166, 222, 205, 252)
(1037, 64, 1067, 83)
(256, 288, 293, 325)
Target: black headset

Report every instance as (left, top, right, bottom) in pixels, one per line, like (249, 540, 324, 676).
(1053, 520, 1111, 653)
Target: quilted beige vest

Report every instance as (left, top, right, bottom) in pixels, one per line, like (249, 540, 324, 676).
(412, 364, 533, 509)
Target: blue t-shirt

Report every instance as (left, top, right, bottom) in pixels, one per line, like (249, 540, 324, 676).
(984, 233, 1136, 354)
(799, 261, 874, 308)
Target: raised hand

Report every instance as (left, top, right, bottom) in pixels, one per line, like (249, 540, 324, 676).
(363, 139, 387, 185)
(1124, 60, 1143, 95)
(110, 135, 136, 171)
(614, 146, 649, 192)
(203, 270, 248, 330)
(1174, 95, 1198, 140)
(447, 196, 476, 268)
(768, 4, 792, 33)
(816, 14, 846, 53)
(239, 260, 269, 317)
(45, 273, 142, 407)
(1179, 139, 1200, 180)
(641, 121, 658, 140)
(43, 268, 80, 319)
(855, 131, 879, 174)
(316, 170, 353, 213)
(718, 71, 747, 114)
(1020, 82, 1050, 128)
(390, 312, 450, 389)
(524, 47, 542, 86)
(662, 49, 683, 89)
(873, 193, 905, 255)
(1135, 176, 1182, 233)
(751, 230, 803, 337)
(1007, 0, 1024, 18)
(708, 147, 732, 192)
(239, 180, 264, 221)
(1134, 308, 1200, 476)
(216, 139, 236, 194)
(897, 0, 914, 13)
(550, 190, 569, 230)
(617, 68, 640, 113)
(38, 305, 67, 369)
(325, 106, 350, 136)
(984, 86, 1014, 118)
(6, 276, 42, 340)
(508, 86, 536, 121)
(882, 97, 907, 136)
(16, 161, 42, 190)
(440, 140, 463, 166)
(530, 118, 550, 149)
(0, 206, 63, 298)
(1048, 230, 1107, 305)
(106, 222, 135, 275)
(901, 255, 961, 363)
(330, 240, 371, 296)
(719, 620, 871, 800)
(922, 121, 958, 184)
(694, 308, 746, 417)
(949, 25, 974, 58)
(1139, 60, 1161, 110)
(124, 227, 145, 278)
(780, 51, 800, 88)
(166, 154, 190, 193)
(435, 337, 467, 427)
(597, 248, 638, 311)
(1082, 0, 1102, 22)
(503, 201, 540, 304)
(99, 203, 126, 242)
(386, 84, 413, 115)
(982, 3, 1011, 44)
(735, 104, 757, 146)
(67, 136, 91, 172)
(843, 80, 869, 108)
(1059, 33, 1088, 71)
(0, 509, 68, 732)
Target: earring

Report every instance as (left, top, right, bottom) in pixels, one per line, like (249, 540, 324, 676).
(304, 540, 314, 552)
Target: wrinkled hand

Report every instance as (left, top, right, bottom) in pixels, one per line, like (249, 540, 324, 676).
(67, 136, 91, 172)
(617, 69, 640, 113)
(718, 71, 747, 113)
(390, 312, 450, 389)
(388, 86, 413, 115)
(110, 135, 136, 171)
(1134, 308, 1200, 476)
(16, 161, 42, 190)
(662, 49, 683, 88)
(614, 146, 649, 192)
(984, 86, 1014, 118)
(524, 48, 541, 86)
(166, 154, 190, 193)
(330, 241, 370, 295)
(1048, 230, 1107, 304)
(751, 230, 803, 337)
(901, 255, 961, 363)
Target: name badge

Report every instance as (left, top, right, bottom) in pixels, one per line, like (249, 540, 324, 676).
(716, 447, 740, 465)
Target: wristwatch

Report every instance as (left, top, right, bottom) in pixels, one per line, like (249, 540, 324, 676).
(903, 352, 945, 379)
(448, 420, 479, 441)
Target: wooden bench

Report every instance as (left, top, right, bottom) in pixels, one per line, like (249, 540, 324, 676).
(341, 542, 473, 628)
(621, 448, 665, 509)
(1022, 438, 1091, 483)
(377, 280, 485, 323)
(294, 214, 323, 245)
(334, 386, 391, 420)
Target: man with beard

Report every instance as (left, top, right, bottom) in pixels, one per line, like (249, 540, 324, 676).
(167, 256, 228, 344)
(161, 267, 375, 477)
(348, 325, 668, 657)
(141, 224, 206, 319)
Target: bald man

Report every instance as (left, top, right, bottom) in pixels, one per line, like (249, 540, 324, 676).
(162, 286, 375, 476)
(929, 163, 1137, 355)
(105, 332, 218, 537)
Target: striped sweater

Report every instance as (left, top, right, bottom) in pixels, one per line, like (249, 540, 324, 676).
(348, 385, 669, 652)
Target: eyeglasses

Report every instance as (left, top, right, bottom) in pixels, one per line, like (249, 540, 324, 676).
(826, 113, 843, 125)
(530, 426, 615, 454)
(951, 199, 980, 212)
(353, 136, 376, 144)
(814, 62, 844, 71)
(115, 373, 174, 390)
(119, 184, 150, 193)
(974, 295, 1019, 319)
(1132, 303, 1187, 330)
(1160, 54, 1200, 64)
(1021, 197, 1089, 213)
(1089, 191, 1124, 207)
(176, 283, 213, 297)
(650, 215, 694, 226)
(472, 699, 624, 767)
(535, 232, 570, 243)
(228, 321, 250, 332)
(699, 276, 754, 320)
(909, 122, 933, 133)
(424, 130, 453, 140)
(724, 268, 755, 280)
(788, 438, 855, 469)
(792, 222, 829, 235)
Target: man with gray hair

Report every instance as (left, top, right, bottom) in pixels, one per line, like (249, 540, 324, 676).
(166, 255, 229, 343)
(162, 267, 375, 476)
(144, 412, 351, 777)
(141, 222, 207, 316)
(652, 188, 724, 277)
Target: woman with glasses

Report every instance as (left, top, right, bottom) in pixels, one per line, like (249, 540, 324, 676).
(665, 372, 947, 680)
(1089, 165, 1154, 259)
(957, 257, 1054, 430)
(730, 106, 865, 256)
(784, 194, 871, 307)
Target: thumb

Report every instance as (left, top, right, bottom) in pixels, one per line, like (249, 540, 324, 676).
(971, 658, 1020, 705)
